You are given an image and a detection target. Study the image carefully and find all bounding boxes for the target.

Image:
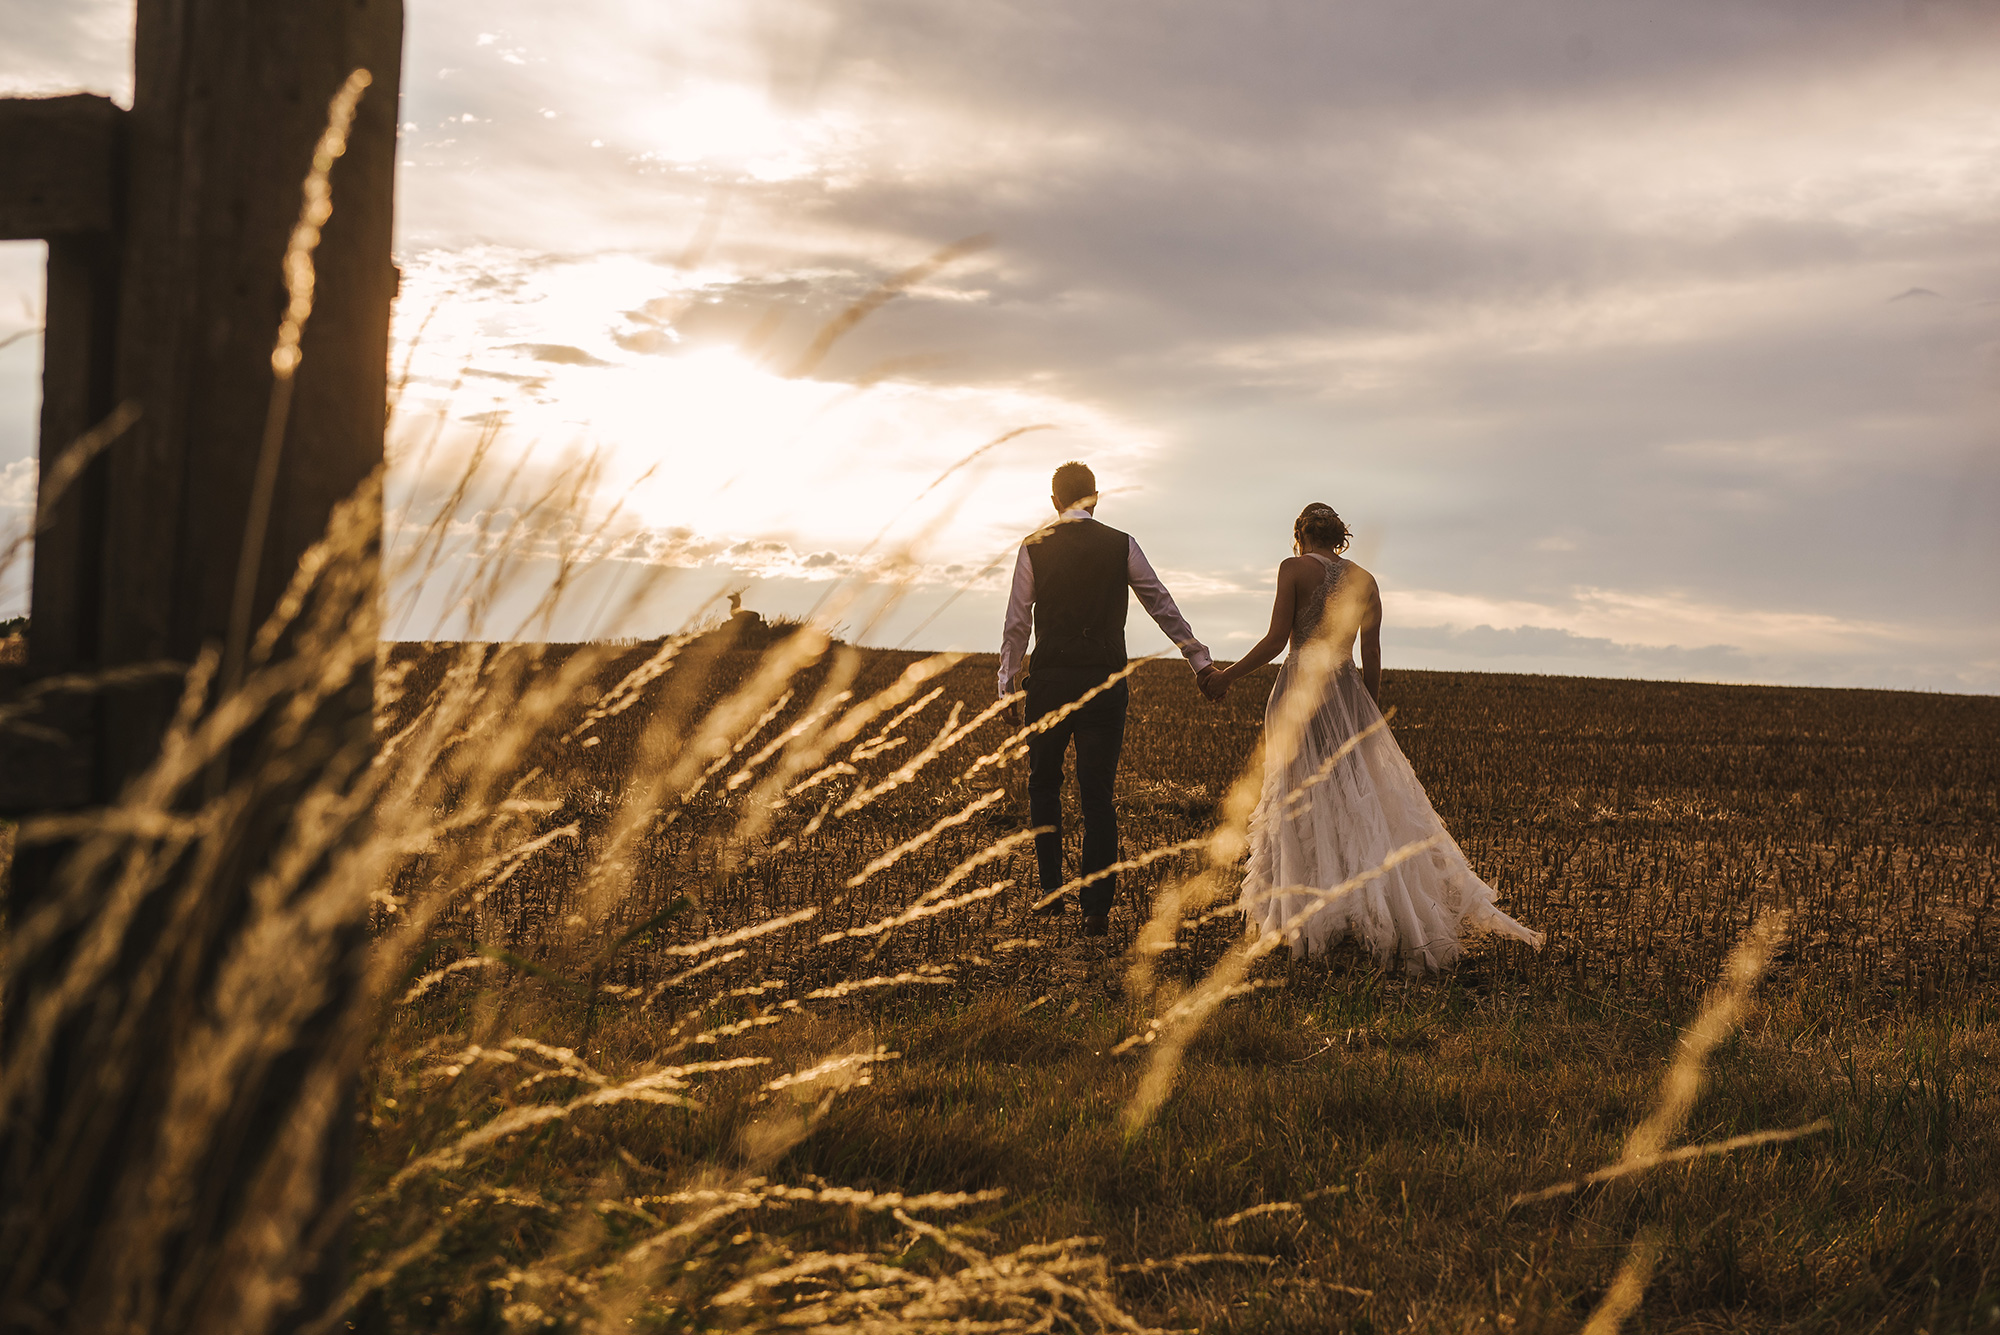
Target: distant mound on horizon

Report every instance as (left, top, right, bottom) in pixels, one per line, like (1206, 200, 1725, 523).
(379, 638, 1995, 704)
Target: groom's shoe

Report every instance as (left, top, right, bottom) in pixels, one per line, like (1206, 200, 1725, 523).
(1082, 914, 1109, 937)
(1030, 895, 1070, 917)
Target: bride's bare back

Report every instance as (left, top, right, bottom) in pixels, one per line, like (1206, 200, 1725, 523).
(1217, 547, 1384, 702)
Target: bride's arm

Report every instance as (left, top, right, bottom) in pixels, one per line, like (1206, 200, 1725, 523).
(1215, 558, 1309, 688)
(1357, 570, 1384, 703)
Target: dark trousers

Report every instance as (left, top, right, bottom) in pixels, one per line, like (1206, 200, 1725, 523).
(1024, 668, 1128, 917)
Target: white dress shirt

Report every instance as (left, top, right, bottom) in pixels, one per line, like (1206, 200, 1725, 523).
(997, 507, 1214, 695)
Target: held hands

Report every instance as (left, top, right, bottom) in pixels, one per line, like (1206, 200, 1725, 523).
(1196, 665, 1229, 703)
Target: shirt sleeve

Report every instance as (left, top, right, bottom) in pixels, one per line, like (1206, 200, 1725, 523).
(997, 544, 1034, 695)
(1127, 536, 1213, 673)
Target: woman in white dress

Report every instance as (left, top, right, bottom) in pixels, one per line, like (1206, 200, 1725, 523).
(1205, 503, 1542, 968)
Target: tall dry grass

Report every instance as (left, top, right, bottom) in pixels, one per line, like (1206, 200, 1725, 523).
(7, 461, 1906, 1331)
(1, 66, 1995, 1335)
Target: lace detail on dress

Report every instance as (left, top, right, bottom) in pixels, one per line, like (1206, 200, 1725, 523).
(1292, 552, 1343, 648)
(1236, 553, 1542, 970)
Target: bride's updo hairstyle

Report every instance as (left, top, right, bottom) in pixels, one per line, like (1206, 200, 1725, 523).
(1294, 502, 1351, 554)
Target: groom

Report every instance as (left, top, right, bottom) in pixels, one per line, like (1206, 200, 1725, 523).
(998, 461, 1219, 936)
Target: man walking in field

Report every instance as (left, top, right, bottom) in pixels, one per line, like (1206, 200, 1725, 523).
(998, 461, 1219, 936)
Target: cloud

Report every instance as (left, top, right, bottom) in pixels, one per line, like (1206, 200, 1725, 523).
(502, 343, 616, 367)
(1381, 583, 1998, 691)
(0, 457, 31, 617)
(375, 0, 2000, 688)
(1389, 584, 1905, 660)
(383, 245, 1170, 575)
(1391, 622, 1755, 682)
(5, 0, 1999, 689)
(0, 456, 33, 510)
(391, 504, 1015, 590)
(0, 0, 130, 100)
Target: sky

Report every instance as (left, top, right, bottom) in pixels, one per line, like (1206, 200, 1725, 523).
(2, 0, 1998, 690)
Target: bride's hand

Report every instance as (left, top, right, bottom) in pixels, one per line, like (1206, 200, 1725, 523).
(1198, 666, 1229, 702)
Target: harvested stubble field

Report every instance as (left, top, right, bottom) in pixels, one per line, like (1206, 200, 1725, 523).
(357, 637, 2000, 1334)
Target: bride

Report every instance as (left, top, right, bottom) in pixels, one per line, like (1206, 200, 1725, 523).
(1204, 503, 1542, 968)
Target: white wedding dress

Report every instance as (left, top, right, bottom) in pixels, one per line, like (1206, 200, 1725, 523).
(1239, 553, 1543, 968)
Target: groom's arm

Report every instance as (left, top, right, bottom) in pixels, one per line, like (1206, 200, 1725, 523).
(1126, 537, 1214, 675)
(997, 545, 1034, 696)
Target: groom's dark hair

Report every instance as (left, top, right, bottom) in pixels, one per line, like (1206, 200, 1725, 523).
(1051, 461, 1097, 509)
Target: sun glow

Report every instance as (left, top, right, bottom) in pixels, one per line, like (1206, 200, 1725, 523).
(632, 83, 844, 182)
(387, 249, 1161, 589)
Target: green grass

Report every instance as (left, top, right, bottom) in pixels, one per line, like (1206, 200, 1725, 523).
(326, 647, 2000, 1332)
(355, 953, 1999, 1333)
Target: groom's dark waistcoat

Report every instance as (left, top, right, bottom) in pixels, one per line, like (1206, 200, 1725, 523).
(1026, 516, 1129, 674)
